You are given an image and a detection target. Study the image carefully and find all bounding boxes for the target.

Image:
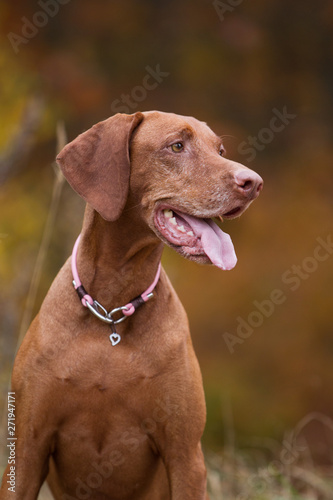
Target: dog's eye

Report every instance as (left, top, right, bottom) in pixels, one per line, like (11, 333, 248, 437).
(219, 147, 225, 156)
(171, 142, 184, 153)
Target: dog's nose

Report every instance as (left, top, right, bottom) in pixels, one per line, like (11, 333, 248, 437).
(234, 170, 263, 200)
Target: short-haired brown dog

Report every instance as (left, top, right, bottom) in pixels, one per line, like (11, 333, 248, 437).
(0, 112, 262, 500)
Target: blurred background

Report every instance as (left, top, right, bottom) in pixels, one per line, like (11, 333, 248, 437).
(0, 0, 333, 491)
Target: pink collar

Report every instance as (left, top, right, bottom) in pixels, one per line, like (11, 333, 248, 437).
(71, 234, 161, 345)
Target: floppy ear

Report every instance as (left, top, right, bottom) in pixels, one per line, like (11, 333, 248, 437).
(56, 112, 144, 221)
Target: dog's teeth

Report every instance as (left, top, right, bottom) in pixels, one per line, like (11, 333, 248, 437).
(187, 231, 194, 237)
(178, 225, 186, 233)
(170, 217, 177, 226)
(164, 209, 173, 218)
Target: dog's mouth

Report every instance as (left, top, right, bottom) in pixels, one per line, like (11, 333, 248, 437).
(154, 206, 238, 270)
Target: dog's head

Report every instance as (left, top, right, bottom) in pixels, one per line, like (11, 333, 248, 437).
(57, 111, 263, 270)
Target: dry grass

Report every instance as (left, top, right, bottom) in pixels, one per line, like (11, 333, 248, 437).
(206, 450, 333, 500)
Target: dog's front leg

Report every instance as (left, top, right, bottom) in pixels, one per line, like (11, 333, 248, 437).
(152, 342, 210, 499)
(154, 397, 208, 499)
(0, 413, 52, 500)
(163, 442, 209, 500)
(0, 455, 49, 500)
(1, 363, 54, 500)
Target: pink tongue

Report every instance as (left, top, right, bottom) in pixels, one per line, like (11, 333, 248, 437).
(180, 214, 237, 270)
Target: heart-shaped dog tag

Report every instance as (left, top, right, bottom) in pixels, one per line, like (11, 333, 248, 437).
(109, 333, 121, 346)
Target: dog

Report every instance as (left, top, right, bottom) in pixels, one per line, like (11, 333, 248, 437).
(0, 111, 263, 500)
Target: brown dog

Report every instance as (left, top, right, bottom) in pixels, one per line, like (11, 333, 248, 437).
(0, 111, 262, 500)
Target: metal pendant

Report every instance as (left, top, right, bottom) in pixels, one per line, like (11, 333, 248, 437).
(109, 322, 121, 346)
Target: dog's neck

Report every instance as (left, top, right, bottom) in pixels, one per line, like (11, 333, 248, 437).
(76, 205, 163, 310)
